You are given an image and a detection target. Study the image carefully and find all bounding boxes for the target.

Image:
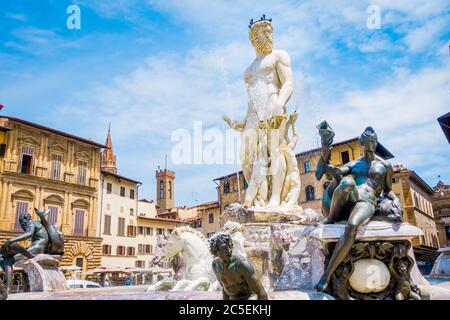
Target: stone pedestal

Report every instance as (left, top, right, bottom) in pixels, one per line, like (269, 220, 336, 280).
(221, 203, 324, 292)
(15, 254, 69, 292)
(285, 221, 427, 300)
(242, 222, 305, 291)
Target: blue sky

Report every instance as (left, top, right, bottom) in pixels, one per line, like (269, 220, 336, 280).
(1, 0, 449, 206)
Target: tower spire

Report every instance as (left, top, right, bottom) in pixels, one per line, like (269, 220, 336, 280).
(101, 123, 117, 174)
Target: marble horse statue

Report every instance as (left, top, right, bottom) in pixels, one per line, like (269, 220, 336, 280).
(148, 223, 248, 292)
(147, 226, 217, 291)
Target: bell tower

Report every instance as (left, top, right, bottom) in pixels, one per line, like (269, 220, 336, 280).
(101, 123, 117, 174)
(156, 160, 175, 214)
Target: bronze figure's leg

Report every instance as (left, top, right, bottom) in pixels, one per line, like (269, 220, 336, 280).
(322, 177, 358, 224)
(410, 291, 421, 300)
(395, 291, 404, 300)
(316, 201, 375, 292)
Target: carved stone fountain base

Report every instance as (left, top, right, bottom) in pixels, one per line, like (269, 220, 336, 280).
(15, 254, 68, 292)
(296, 221, 428, 300)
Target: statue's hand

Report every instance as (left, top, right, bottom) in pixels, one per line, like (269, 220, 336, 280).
(3, 240, 11, 250)
(325, 165, 342, 178)
(223, 116, 233, 128)
(289, 111, 298, 124)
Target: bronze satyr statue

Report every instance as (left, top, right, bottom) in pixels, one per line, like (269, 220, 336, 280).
(0, 208, 64, 293)
(389, 255, 421, 300)
(315, 122, 403, 292)
(210, 232, 268, 300)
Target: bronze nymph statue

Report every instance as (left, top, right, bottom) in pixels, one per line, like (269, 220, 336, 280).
(314, 121, 403, 293)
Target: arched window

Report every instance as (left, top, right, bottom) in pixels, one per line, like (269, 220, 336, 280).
(168, 181, 172, 199)
(305, 185, 315, 201)
(159, 180, 164, 199)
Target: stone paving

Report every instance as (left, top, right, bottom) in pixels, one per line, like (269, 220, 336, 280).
(7, 282, 450, 300)
(7, 286, 334, 300)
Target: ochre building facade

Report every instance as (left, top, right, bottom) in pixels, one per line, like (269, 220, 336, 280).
(0, 116, 104, 272)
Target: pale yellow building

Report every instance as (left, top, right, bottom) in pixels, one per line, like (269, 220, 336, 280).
(392, 165, 440, 263)
(137, 199, 187, 278)
(182, 201, 221, 238)
(0, 116, 104, 271)
(97, 127, 141, 269)
(432, 180, 450, 247)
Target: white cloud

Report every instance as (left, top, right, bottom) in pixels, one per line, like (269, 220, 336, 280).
(6, 0, 450, 203)
(5, 12, 28, 22)
(404, 17, 448, 52)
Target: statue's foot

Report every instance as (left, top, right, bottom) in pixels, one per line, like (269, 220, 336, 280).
(320, 218, 334, 225)
(315, 277, 330, 292)
(266, 199, 280, 208)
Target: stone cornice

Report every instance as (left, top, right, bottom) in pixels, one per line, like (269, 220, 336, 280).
(0, 171, 98, 194)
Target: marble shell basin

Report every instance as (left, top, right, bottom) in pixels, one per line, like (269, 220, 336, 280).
(349, 259, 391, 293)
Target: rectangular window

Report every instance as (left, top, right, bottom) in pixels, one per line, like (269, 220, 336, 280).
(208, 213, 214, 224)
(157, 228, 163, 235)
(116, 246, 125, 256)
(106, 183, 112, 194)
(304, 161, 311, 173)
(145, 227, 153, 236)
(138, 226, 144, 235)
(130, 189, 135, 199)
(19, 146, 34, 174)
(120, 187, 126, 197)
(74, 210, 85, 236)
(104, 215, 111, 234)
(127, 247, 135, 256)
(138, 244, 144, 255)
(130, 208, 134, 216)
(127, 225, 136, 237)
(135, 260, 145, 268)
(145, 245, 152, 254)
(50, 154, 62, 180)
(75, 257, 84, 268)
(102, 245, 111, 255)
(341, 151, 350, 164)
(77, 161, 88, 185)
(47, 205, 58, 226)
(14, 201, 28, 232)
(117, 217, 125, 236)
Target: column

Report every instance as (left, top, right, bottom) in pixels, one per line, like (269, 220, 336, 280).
(38, 187, 44, 209)
(4, 183, 12, 230)
(32, 186, 40, 219)
(62, 192, 72, 235)
(0, 181, 9, 229)
(0, 181, 7, 218)
(87, 196, 96, 237)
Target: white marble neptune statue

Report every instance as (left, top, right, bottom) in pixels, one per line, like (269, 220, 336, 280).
(223, 15, 301, 212)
